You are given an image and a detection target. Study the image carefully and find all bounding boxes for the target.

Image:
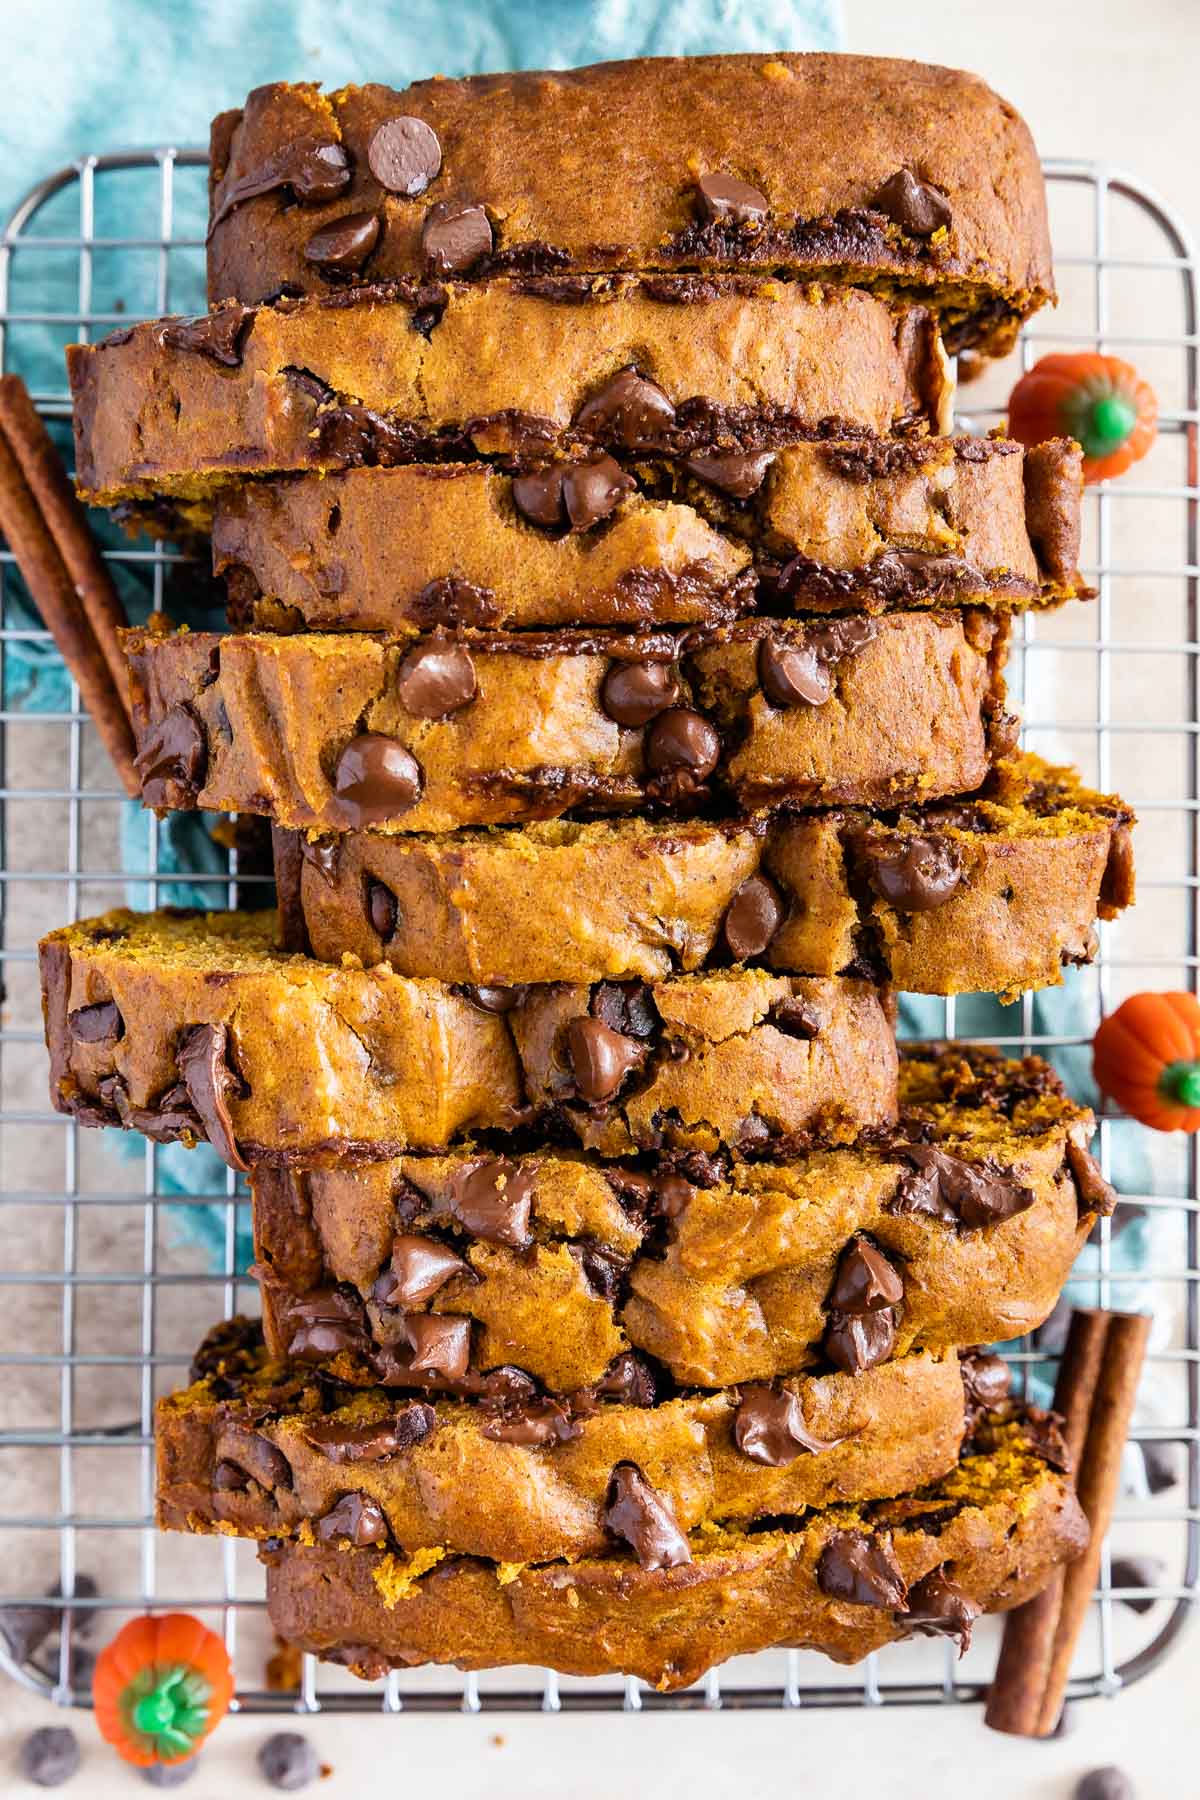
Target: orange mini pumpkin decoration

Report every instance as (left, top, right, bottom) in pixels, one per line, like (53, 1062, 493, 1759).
(1008, 352, 1158, 483)
(93, 1613, 233, 1767)
(1093, 992, 1200, 1131)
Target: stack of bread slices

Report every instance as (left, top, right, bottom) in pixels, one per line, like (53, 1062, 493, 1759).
(44, 54, 1133, 1690)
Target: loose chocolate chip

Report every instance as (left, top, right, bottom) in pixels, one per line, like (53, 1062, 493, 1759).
(575, 367, 676, 449)
(1142, 1441, 1180, 1496)
(828, 1238, 904, 1315)
(210, 143, 351, 230)
(134, 702, 207, 807)
(592, 1351, 658, 1408)
(1109, 1553, 1164, 1614)
(161, 304, 252, 366)
(481, 1397, 581, 1447)
(860, 834, 963, 911)
(695, 172, 769, 224)
(1066, 1140, 1118, 1219)
(212, 1458, 250, 1492)
(758, 636, 833, 708)
(141, 1759, 198, 1788)
(0, 1576, 97, 1668)
(365, 877, 399, 941)
(683, 450, 774, 498)
(734, 1384, 849, 1466)
(316, 1491, 389, 1547)
(19, 1726, 81, 1788)
(333, 733, 423, 825)
(874, 168, 952, 238)
(603, 1461, 692, 1571)
(258, 1731, 321, 1791)
(449, 1159, 534, 1249)
(891, 1146, 1035, 1230)
(824, 1306, 897, 1376)
(645, 707, 720, 788)
(304, 210, 381, 274)
(395, 639, 477, 718)
(421, 200, 493, 274)
(1074, 1770, 1136, 1800)
(176, 1021, 248, 1173)
(67, 999, 124, 1045)
(403, 1312, 471, 1380)
(305, 1404, 435, 1463)
(722, 875, 784, 961)
(381, 1234, 468, 1307)
(600, 659, 681, 728)
(566, 1016, 643, 1105)
(816, 1530, 908, 1608)
(904, 1567, 978, 1653)
(368, 115, 442, 195)
(464, 984, 519, 1014)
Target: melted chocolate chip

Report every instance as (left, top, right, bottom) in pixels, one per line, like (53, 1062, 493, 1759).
(511, 466, 567, 529)
(1066, 1141, 1118, 1219)
(816, 1530, 908, 1608)
(304, 211, 381, 275)
(683, 450, 774, 498)
(395, 641, 477, 718)
(463, 984, 519, 1014)
(767, 997, 822, 1039)
(512, 456, 634, 532)
(210, 142, 350, 229)
(695, 172, 769, 224)
(315, 1491, 389, 1547)
(644, 707, 720, 792)
(176, 1022, 247, 1173)
(575, 367, 676, 449)
(305, 1404, 435, 1464)
(566, 1016, 644, 1105)
(874, 168, 952, 238)
(603, 1462, 692, 1571)
(67, 1000, 124, 1045)
(333, 733, 422, 825)
(722, 875, 784, 961)
(891, 1146, 1035, 1230)
(421, 201, 493, 274)
(134, 703, 207, 807)
(161, 305, 252, 367)
(734, 1384, 849, 1467)
(592, 1352, 658, 1408)
(1020, 1407, 1071, 1473)
(600, 659, 681, 728)
(449, 1160, 534, 1250)
(903, 1567, 978, 1652)
(823, 1306, 897, 1376)
(573, 1240, 630, 1303)
(300, 835, 341, 885)
(379, 1234, 468, 1307)
(959, 1349, 1011, 1433)
(283, 1286, 371, 1361)
(365, 877, 399, 941)
(212, 1459, 250, 1492)
(367, 116, 442, 195)
(655, 1174, 694, 1220)
(219, 1427, 293, 1493)
(828, 1238, 904, 1315)
(480, 1397, 581, 1447)
(859, 834, 963, 912)
(758, 637, 833, 708)
(872, 549, 980, 596)
(403, 1312, 471, 1380)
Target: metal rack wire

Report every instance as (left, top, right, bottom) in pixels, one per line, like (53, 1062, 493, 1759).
(0, 151, 1196, 1716)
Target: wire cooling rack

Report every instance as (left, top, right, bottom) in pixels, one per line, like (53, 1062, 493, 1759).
(0, 151, 1196, 1718)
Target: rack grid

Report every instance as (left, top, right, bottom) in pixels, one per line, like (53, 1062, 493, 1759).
(0, 150, 1196, 1716)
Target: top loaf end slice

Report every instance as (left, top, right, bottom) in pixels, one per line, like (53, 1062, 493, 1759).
(208, 53, 1052, 354)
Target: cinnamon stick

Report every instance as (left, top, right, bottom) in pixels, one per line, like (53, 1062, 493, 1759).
(985, 1309, 1111, 1735)
(0, 397, 139, 796)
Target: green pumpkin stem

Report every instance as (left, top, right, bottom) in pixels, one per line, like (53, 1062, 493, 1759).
(129, 1665, 209, 1752)
(1068, 387, 1137, 459)
(1160, 1060, 1200, 1108)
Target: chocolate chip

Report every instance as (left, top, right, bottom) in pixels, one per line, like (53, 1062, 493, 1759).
(481, 1397, 581, 1447)
(380, 1234, 468, 1307)
(300, 835, 340, 885)
(655, 1175, 694, 1220)
(212, 1458, 250, 1492)
(904, 1567, 978, 1652)
(1074, 1770, 1136, 1800)
(67, 999, 124, 1045)
(592, 1351, 658, 1408)
(695, 172, 769, 224)
(403, 1312, 471, 1380)
(1020, 1408, 1072, 1472)
(959, 1349, 1011, 1429)
(305, 1404, 435, 1464)
(874, 169, 952, 237)
(722, 875, 784, 961)
(463, 984, 519, 1014)
(333, 733, 422, 825)
(891, 1146, 1035, 1230)
(283, 1285, 371, 1360)
(365, 877, 399, 940)
(575, 367, 676, 449)
(828, 1238, 904, 1315)
(259, 1732, 320, 1793)
(511, 466, 567, 529)
(220, 1427, 293, 1493)
(767, 997, 822, 1039)
(514, 458, 637, 534)
(682, 449, 774, 500)
(860, 834, 963, 911)
(734, 1384, 849, 1466)
(395, 641, 477, 718)
(600, 659, 681, 728)
(573, 1240, 630, 1303)
(368, 116, 442, 195)
(873, 548, 979, 595)
(134, 702, 207, 807)
(1109, 1554, 1164, 1614)
(421, 200, 493, 274)
(566, 1016, 644, 1104)
(758, 637, 833, 708)
(449, 1160, 534, 1249)
(603, 1462, 692, 1571)
(816, 1530, 907, 1608)
(824, 1306, 897, 1376)
(315, 1492, 389, 1547)
(19, 1726, 80, 1788)
(161, 304, 252, 366)
(480, 1365, 540, 1407)
(211, 143, 350, 229)
(1142, 1442, 1179, 1496)
(303, 210, 381, 274)
(645, 707, 720, 791)
(176, 1021, 247, 1173)
(1066, 1141, 1118, 1219)
(141, 1758, 198, 1788)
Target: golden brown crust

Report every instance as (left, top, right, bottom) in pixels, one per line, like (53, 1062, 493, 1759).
(67, 278, 950, 504)
(39, 909, 897, 1166)
(261, 1428, 1088, 1688)
(123, 614, 1007, 833)
(207, 58, 1053, 356)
